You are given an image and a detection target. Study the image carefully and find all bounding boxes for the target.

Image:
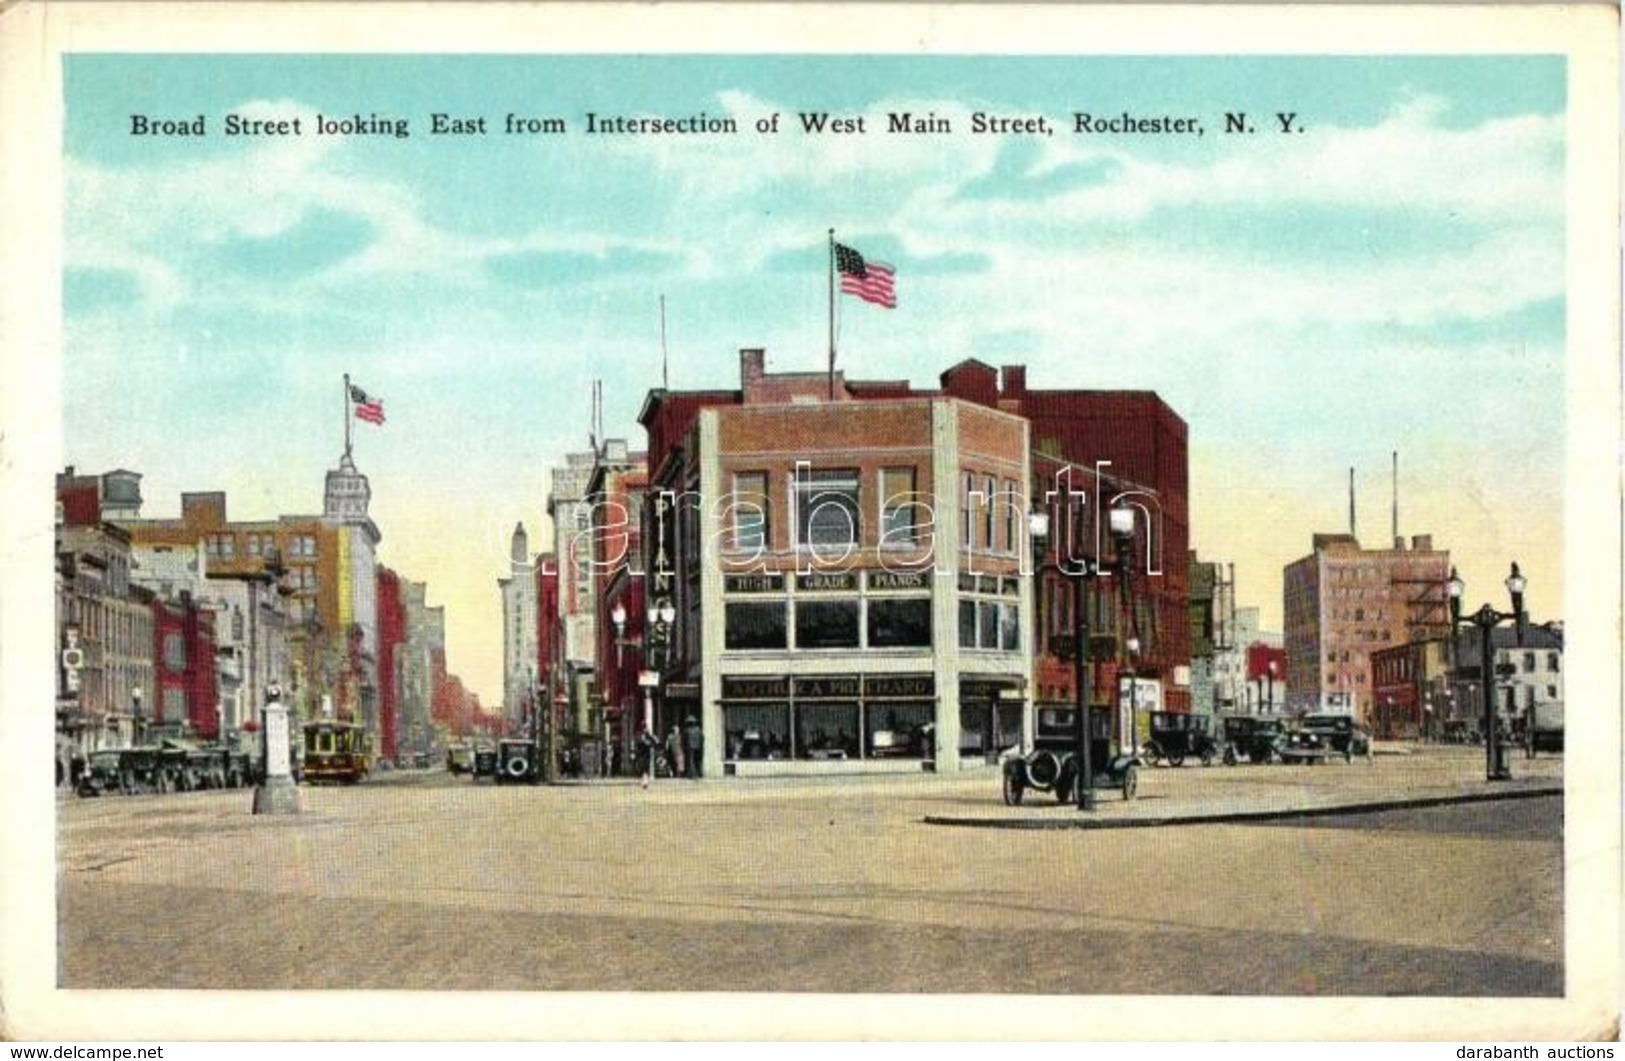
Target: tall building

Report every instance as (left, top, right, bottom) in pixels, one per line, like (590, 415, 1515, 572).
(1282, 533, 1451, 721)
(399, 578, 435, 762)
(587, 455, 647, 767)
(497, 521, 538, 731)
(321, 453, 383, 739)
(548, 441, 639, 747)
(54, 471, 155, 759)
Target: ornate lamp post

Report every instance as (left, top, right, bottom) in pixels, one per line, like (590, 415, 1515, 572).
(1029, 500, 1134, 812)
(1447, 563, 1527, 782)
(611, 595, 676, 770)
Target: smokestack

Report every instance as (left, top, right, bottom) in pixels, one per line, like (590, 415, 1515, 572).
(1391, 450, 1399, 544)
(1349, 467, 1356, 538)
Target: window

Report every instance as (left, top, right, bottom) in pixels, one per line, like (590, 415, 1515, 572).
(1547, 652, 1560, 673)
(961, 472, 977, 548)
(794, 703, 859, 760)
(795, 600, 860, 649)
(724, 704, 790, 760)
(1002, 479, 1019, 555)
(959, 597, 1019, 651)
(867, 597, 931, 648)
(724, 601, 787, 650)
(879, 467, 919, 546)
(795, 469, 860, 551)
(1523, 652, 1536, 672)
(732, 472, 769, 552)
(981, 475, 997, 552)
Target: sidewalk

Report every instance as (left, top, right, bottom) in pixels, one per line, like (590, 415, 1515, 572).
(922, 746, 1564, 830)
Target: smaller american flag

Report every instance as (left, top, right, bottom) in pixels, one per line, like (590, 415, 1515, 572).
(835, 242, 897, 309)
(349, 384, 386, 425)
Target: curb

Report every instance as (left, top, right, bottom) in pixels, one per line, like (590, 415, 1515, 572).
(921, 783, 1563, 830)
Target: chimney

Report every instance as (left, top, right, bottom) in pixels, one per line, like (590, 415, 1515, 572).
(740, 348, 765, 385)
(1000, 365, 1027, 398)
(1412, 534, 1433, 551)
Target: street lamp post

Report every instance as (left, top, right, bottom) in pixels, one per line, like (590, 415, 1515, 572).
(130, 687, 144, 747)
(1447, 563, 1527, 782)
(1265, 660, 1277, 716)
(1031, 500, 1133, 812)
(611, 596, 677, 779)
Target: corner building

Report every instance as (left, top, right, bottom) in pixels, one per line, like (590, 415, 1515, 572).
(641, 349, 1034, 777)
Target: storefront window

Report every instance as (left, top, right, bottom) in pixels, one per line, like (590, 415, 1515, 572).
(794, 703, 859, 760)
(724, 601, 787, 650)
(796, 599, 859, 649)
(864, 703, 933, 758)
(724, 704, 790, 760)
(867, 597, 931, 648)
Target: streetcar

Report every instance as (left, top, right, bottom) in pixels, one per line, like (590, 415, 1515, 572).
(301, 719, 370, 784)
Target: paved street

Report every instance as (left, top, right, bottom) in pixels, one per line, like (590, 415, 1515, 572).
(58, 747, 1563, 996)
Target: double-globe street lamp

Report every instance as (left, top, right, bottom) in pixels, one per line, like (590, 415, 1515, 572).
(1447, 562, 1528, 782)
(610, 595, 677, 772)
(1030, 499, 1136, 812)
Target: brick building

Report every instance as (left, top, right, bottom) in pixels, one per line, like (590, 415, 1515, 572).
(634, 348, 1184, 776)
(587, 455, 647, 769)
(1283, 533, 1451, 721)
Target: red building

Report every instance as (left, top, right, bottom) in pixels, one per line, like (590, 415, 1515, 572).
(376, 565, 405, 763)
(586, 456, 648, 766)
(150, 592, 219, 739)
(1245, 644, 1288, 715)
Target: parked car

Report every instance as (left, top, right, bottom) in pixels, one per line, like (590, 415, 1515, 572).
(1276, 729, 1331, 765)
(1221, 716, 1285, 764)
(1300, 714, 1372, 761)
(1002, 706, 1138, 805)
(1143, 711, 1221, 767)
(445, 743, 474, 775)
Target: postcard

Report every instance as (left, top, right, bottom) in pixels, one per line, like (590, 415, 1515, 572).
(1, 0, 1618, 1044)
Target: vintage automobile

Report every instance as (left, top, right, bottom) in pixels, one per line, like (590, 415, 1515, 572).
(1221, 716, 1286, 765)
(1275, 729, 1332, 765)
(496, 738, 540, 784)
(1142, 711, 1221, 767)
(1300, 714, 1372, 761)
(74, 749, 131, 797)
(471, 744, 499, 781)
(1002, 705, 1138, 805)
(445, 742, 475, 775)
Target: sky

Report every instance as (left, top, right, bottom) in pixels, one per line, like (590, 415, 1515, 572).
(62, 53, 1569, 708)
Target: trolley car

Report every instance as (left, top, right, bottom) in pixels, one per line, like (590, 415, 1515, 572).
(301, 720, 370, 784)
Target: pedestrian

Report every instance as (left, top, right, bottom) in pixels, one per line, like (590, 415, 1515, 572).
(682, 716, 703, 779)
(665, 725, 684, 780)
(637, 726, 658, 788)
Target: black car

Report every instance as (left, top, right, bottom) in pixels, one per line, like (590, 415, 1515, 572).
(1002, 706, 1138, 805)
(495, 739, 540, 784)
(1301, 714, 1372, 761)
(1221, 716, 1285, 764)
(471, 744, 499, 781)
(1143, 711, 1221, 767)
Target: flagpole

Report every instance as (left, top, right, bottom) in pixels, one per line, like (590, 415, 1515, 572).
(827, 229, 835, 401)
(343, 372, 352, 461)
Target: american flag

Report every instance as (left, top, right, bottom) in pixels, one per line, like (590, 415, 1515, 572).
(349, 383, 386, 425)
(835, 242, 897, 309)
